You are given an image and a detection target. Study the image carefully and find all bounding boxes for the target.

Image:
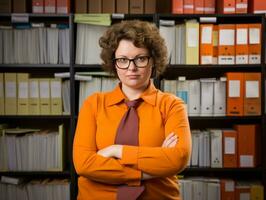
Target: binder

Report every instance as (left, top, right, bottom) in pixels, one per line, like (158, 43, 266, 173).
(116, 0, 129, 13)
(220, 179, 236, 200)
(183, 0, 194, 13)
(159, 20, 176, 64)
(39, 78, 51, 115)
(200, 78, 215, 116)
(236, 0, 248, 13)
(88, 0, 102, 13)
(235, 184, 251, 200)
(13, 0, 28, 13)
(32, 0, 44, 13)
(50, 78, 62, 115)
(144, 0, 156, 13)
(194, 0, 204, 13)
(204, 0, 216, 13)
(210, 129, 223, 168)
(218, 24, 235, 65)
(213, 77, 226, 116)
(29, 78, 40, 115)
(75, 0, 87, 13)
(185, 20, 199, 64)
(222, 129, 238, 168)
(249, 0, 266, 14)
(243, 73, 261, 116)
(217, 0, 236, 13)
(251, 184, 264, 200)
(44, 0, 56, 13)
(212, 25, 218, 64)
(248, 23, 261, 64)
(200, 24, 213, 65)
(156, 0, 172, 13)
(0, 73, 4, 115)
(176, 77, 189, 109)
(235, 24, 249, 64)
(188, 80, 200, 116)
(129, 0, 144, 14)
(234, 124, 260, 167)
(172, 0, 183, 14)
(17, 73, 29, 115)
(4, 73, 17, 115)
(57, 0, 70, 14)
(226, 72, 244, 116)
(102, 0, 115, 13)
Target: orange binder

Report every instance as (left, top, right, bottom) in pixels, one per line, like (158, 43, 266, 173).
(243, 73, 261, 116)
(204, 0, 216, 13)
(234, 124, 260, 168)
(249, 0, 266, 14)
(200, 24, 213, 65)
(222, 129, 238, 168)
(221, 179, 236, 200)
(32, 0, 44, 13)
(235, 24, 249, 64)
(248, 23, 261, 64)
(88, 0, 102, 13)
(172, 0, 183, 14)
(144, 0, 156, 13)
(183, 0, 194, 13)
(116, 0, 129, 13)
(56, 0, 70, 13)
(226, 72, 244, 116)
(236, 184, 251, 200)
(102, 0, 115, 13)
(217, 0, 235, 13)
(218, 24, 235, 65)
(44, 0, 56, 13)
(236, 0, 248, 13)
(194, 0, 204, 13)
(212, 25, 218, 64)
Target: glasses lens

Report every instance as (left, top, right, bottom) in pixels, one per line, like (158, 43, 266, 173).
(115, 58, 129, 69)
(134, 56, 149, 67)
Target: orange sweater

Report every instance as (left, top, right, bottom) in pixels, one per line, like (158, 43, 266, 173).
(73, 82, 191, 200)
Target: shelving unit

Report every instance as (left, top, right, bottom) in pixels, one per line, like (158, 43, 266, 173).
(1, 11, 266, 199)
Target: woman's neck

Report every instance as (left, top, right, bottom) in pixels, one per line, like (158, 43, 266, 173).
(121, 83, 149, 101)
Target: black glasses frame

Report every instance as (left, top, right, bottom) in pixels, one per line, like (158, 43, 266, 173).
(113, 56, 151, 70)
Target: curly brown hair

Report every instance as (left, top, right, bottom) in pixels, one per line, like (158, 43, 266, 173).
(99, 20, 168, 77)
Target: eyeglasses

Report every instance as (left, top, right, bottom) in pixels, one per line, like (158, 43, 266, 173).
(113, 56, 151, 69)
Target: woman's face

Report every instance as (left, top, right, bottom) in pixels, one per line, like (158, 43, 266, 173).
(114, 39, 152, 91)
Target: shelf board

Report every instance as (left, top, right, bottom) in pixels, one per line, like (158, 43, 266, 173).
(162, 65, 262, 79)
(188, 116, 262, 128)
(0, 64, 70, 68)
(185, 167, 263, 172)
(158, 13, 264, 23)
(188, 116, 261, 120)
(0, 13, 70, 18)
(74, 64, 103, 72)
(0, 115, 71, 120)
(0, 170, 71, 177)
(181, 167, 263, 179)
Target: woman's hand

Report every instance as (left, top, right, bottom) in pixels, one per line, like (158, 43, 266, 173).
(97, 145, 123, 159)
(162, 132, 178, 148)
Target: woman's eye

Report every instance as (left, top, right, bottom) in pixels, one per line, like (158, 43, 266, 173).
(136, 57, 146, 62)
(118, 58, 128, 63)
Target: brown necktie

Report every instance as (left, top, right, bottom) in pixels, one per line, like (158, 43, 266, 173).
(115, 99, 145, 200)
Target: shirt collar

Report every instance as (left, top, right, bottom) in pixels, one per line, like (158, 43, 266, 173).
(107, 81, 157, 106)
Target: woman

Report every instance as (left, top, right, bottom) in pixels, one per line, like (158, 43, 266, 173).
(73, 20, 191, 200)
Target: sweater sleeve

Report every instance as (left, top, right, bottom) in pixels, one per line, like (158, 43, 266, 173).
(73, 93, 141, 185)
(120, 96, 192, 177)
